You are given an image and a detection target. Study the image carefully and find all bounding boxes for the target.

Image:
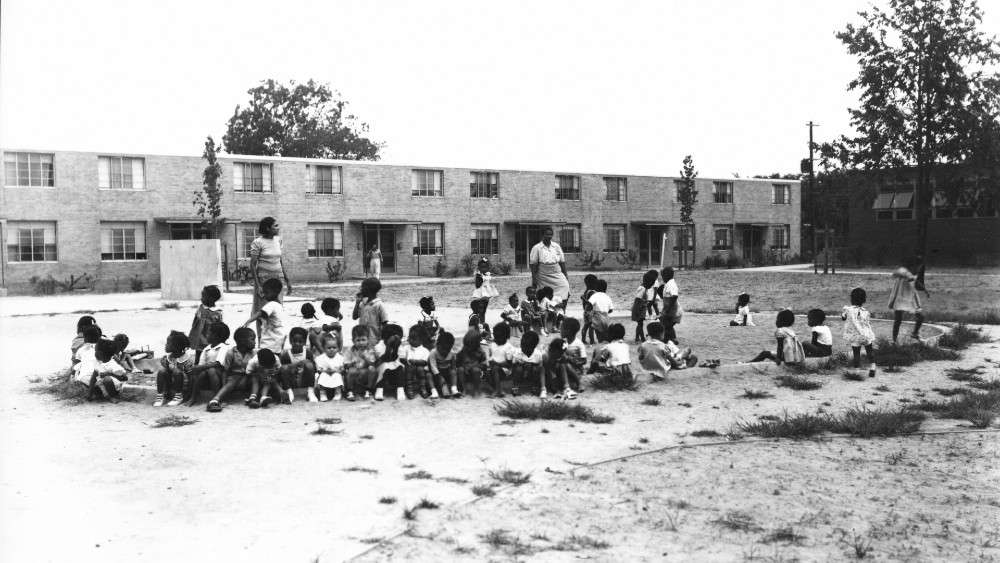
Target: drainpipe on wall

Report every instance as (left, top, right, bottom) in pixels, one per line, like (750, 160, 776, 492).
(0, 219, 7, 296)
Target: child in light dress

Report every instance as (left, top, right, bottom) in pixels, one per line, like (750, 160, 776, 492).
(154, 331, 195, 407)
(501, 293, 525, 336)
(245, 278, 287, 354)
(537, 286, 562, 334)
(749, 310, 805, 366)
(280, 327, 315, 403)
(802, 309, 833, 358)
(843, 287, 877, 377)
(71, 315, 98, 367)
(729, 292, 756, 326)
(319, 298, 344, 351)
(489, 322, 516, 398)
(73, 325, 103, 384)
(472, 257, 500, 319)
(521, 286, 544, 333)
(353, 278, 389, 342)
(314, 333, 346, 401)
(888, 257, 924, 342)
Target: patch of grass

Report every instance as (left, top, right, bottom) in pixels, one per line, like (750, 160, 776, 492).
(945, 367, 985, 382)
(641, 396, 662, 406)
(415, 498, 439, 510)
(758, 414, 781, 421)
(883, 365, 904, 373)
(843, 532, 873, 559)
(488, 468, 531, 486)
(967, 409, 996, 428)
(551, 535, 612, 551)
(969, 379, 1000, 391)
(842, 371, 865, 382)
(712, 510, 763, 532)
(932, 387, 966, 396)
(736, 412, 830, 439)
(690, 429, 721, 437)
(874, 384, 891, 392)
(479, 529, 534, 556)
(437, 476, 470, 485)
(775, 375, 823, 391)
(471, 484, 496, 497)
(761, 526, 807, 545)
(829, 406, 925, 438)
(402, 506, 418, 520)
(359, 537, 382, 544)
(494, 399, 614, 424)
(874, 338, 960, 367)
(917, 389, 1000, 421)
(588, 370, 639, 391)
(359, 434, 374, 440)
(152, 414, 197, 428)
(311, 426, 342, 436)
(404, 470, 434, 480)
(938, 324, 992, 350)
(162, 302, 180, 309)
(315, 417, 342, 425)
(638, 436, 650, 444)
(343, 466, 378, 474)
(741, 389, 774, 399)
(378, 496, 397, 504)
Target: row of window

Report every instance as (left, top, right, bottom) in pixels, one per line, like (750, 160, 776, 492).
(3, 152, 794, 204)
(710, 225, 791, 250)
(872, 187, 998, 221)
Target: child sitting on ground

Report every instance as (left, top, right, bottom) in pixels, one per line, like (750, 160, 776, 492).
(803, 309, 833, 358)
(521, 286, 544, 333)
(112, 333, 141, 374)
(638, 321, 674, 381)
(501, 293, 526, 336)
(250, 349, 283, 408)
(400, 324, 434, 399)
(597, 323, 635, 387)
(456, 329, 487, 397)
(489, 322, 516, 398)
(512, 330, 546, 398)
(417, 296, 441, 346)
(206, 327, 256, 412)
(559, 318, 586, 393)
(298, 303, 325, 354)
(245, 278, 287, 354)
(537, 286, 562, 333)
(749, 309, 805, 366)
(154, 331, 195, 407)
(319, 298, 344, 350)
(71, 315, 98, 366)
(580, 274, 598, 345)
(429, 331, 459, 398)
(185, 322, 230, 407)
(543, 338, 577, 400)
(189, 284, 223, 363)
(280, 327, 315, 403)
(344, 325, 378, 401)
(842, 288, 877, 378)
(729, 292, 756, 327)
(314, 333, 346, 401)
(86, 338, 129, 403)
(375, 324, 405, 401)
(73, 324, 102, 382)
(353, 278, 389, 342)
(632, 270, 659, 342)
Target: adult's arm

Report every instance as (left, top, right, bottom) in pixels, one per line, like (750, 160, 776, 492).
(529, 243, 539, 287)
(559, 260, 567, 277)
(249, 252, 262, 297)
(280, 255, 292, 295)
(530, 263, 539, 287)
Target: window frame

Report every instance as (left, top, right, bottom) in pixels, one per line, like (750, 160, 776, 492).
(98, 156, 145, 191)
(604, 177, 627, 202)
(236, 223, 258, 259)
(168, 223, 213, 240)
(603, 224, 627, 252)
(413, 224, 445, 255)
(232, 162, 273, 193)
(555, 175, 581, 201)
(556, 224, 582, 253)
(470, 223, 500, 255)
(712, 182, 733, 204)
(307, 223, 345, 258)
(469, 171, 499, 199)
(307, 164, 342, 195)
(6, 221, 57, 263)
(411, 169, 443, 197)
(100, 221, 147, 261)
(772, 183, 791, 205)
(4, 152, 55, 188)
(712, 225, 733, 250)
(771, 224, 790, 249)
(673, 224, 694, 251)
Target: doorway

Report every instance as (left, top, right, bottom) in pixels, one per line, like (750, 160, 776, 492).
(514, 225, 546, 269)
(362, 225, 396, 273)
(637, 226, 667, 266)
(741, 227, 765, 265)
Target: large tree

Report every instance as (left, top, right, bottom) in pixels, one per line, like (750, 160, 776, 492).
(836, 0, 1000, 262)
(223, 79, 382, 159)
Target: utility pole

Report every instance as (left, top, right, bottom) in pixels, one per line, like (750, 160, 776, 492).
(806, 121, 825, 274)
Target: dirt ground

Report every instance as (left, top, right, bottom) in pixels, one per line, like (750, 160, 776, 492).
(0, 289, 996, 563)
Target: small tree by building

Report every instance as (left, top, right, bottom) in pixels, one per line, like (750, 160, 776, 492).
(193, 136, 223, 238)
(677, 155, 699, 268)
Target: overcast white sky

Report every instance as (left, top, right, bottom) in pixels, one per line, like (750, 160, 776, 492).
(1, 0, 997, 178)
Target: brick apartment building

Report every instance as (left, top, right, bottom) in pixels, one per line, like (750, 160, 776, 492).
(0, 149, 800, 292)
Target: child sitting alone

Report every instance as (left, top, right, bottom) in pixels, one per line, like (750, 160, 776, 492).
(729, 292, 756, 327)
(314, 333, 346, 401)
(802, 309, 833, 358)
(749, 309, 805, 366)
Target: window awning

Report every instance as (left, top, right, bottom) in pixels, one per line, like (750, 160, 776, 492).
(735, 223, 773, 227)
(154, 217, 243, 224)
(890, 192, 913, 209)
(348, 219, 422, 226)
(502, 220, 566, 226)
(630, 221, 685, 227)
(872, 193, 895, 209)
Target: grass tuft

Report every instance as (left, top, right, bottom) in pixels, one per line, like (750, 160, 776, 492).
(874, 338, 959, 367)
(690, 429, 721, 437)
(736, 412, 830, 439)
(472, 484, 496, 497)
(488, 468, 531, 486)
(551, 535, 612, 551)
(712, 511, 763, 532)
(311, 426, 342, 436)
(378, 496, 397, 504)
(945, 367, 984, 382)
(437, 476, 470, 485)
(842, 371, 865, 382)
(969, 379, 1000, 391)
(415, 498, 439, 510)
(588, 370, 639, 391)
(343, 466, 378, 474)
(738, 406, 925, 439)
(874, 384, 891, 392)
(494, 399, 614, 424)
(938, 324, 992, 349)
(315, 417, 342, 425)
(404, 470, 434, 480)
(775, 375, 823, 391)
(917, 389, 1000, 421)
(641, 396, 662, 406)
(966, 409, 996, 428)
(402, 506, 418, 520)
(932, 387, 966, 396)
(162, 302, 180, 309)
(761, 526, 807, 545)
(740, 389, 774, 399)
(152, 414, 197, 428)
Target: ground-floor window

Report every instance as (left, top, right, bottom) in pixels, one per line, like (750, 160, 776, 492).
(673, 225, 694, 250)
(712, 225, 732, 250)
(169, 223, 212, 240)
(308, 223, 344, 257)
(100, 222, 147, 260)
(235, 223, 257, 258)
(6, 221, 57, 262)
(470, 223, 499, 255)
(556, 224, 581, 253)
(604, 224, 626, 252)
(771, 224, 790, 249)
(413, 224, 444, 255)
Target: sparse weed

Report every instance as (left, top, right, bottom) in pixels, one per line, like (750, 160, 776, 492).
(828, 406, 925, 438)
(966, 409, 995, 428)
(359, 434, 374, 440)
(404, 470, 434, 480)
(488, 468, 531, 486)
(494, 399, 614, 424)
(311, 426, 341, 436)
(690, 429, 721, 437)
(875, 338, 959, 367)
(775, 375, 823, 391)
(938, 324, 992, 349)
(843, 371, 865, 382)
(471, 484, 496, 497)
(378, 496, 397, 504)
(932, 387, 966, 396)
(946, 367, 985, 382)
(741, 389, 774, 399)
(884, 450, 906, 465)
(641, 397, 662, 406)
(588, 370, 640, 391)
(712, 510, 763, 532)
(916, 389, 1000, 420)
(162, 302, 180, 310)
(438, 476, 470, 485)
(343, 466, 378, 474)
(402, 506, 418, 520)
(551, 535, 612, 551)
(416, 498, 439, 510)
(874, 385, 891, 392)
(969, 379, 1000, 391)
(315, 417, 342, 425)
(737, 412, 829, 439)
(761, 526, 807, 544)
(152, 414, 197, 428)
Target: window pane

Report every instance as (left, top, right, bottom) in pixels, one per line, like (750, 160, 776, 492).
(17, 153, 29, 185)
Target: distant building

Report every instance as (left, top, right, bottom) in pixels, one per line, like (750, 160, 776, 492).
(1, 149, 800, 292)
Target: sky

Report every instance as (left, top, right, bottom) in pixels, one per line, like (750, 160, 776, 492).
(1, 0, 998, 178)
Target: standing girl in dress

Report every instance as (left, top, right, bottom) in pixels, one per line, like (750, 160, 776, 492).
(471, 257, 499, 321)
(368, 245, 382, 280)
(632, 270, 659, 343)
(843, 287, 877, 377)
(888, 256, 924, 342)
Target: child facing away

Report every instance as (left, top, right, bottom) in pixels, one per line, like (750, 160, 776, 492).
(244, 278, 287, 354)
(580, 274, 598, 345)
(803, 309, 833, 358)
(375, 324, 406, 401)
(319, 298, 344, 351)
(511, 330, 546, 398)
(588, 279, 614, 343)
(729, 292, 756, 327)
(185, 322, 231, 407)
(469, 300, 494, 344)
(314, 333, 346, 401)
(71, 315, 98, 366)
(344, 324, 378, 401)
(559, 317, 586, 393)
(597, 323, 636, 387)
(501, 293, 526, 336)
(353, 277, 389, 342)
(632, 270, 659, 342)
(86, 338, 129, 403)
(488, 322, 516, 398)
(471, 257, 499, 317)
(843, 288, 877, 377)
(748, 309, 805, 366)
(417, 296, 441, 346)
(154, 331, 195, 407)
(112, 333, 141, 374)
(456, 329, 487, 397)
(206, 327, 256, 412)
(189, 284, 223, 363)
(429, 330, 460, 398)
(280, 327, 315, 403)
(72, 325, 102, 385)
(638, 321, 695, 381)
(298, 302, 325, 354)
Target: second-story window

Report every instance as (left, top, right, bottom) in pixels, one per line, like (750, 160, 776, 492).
(712, 181, 733, 204)
(470, 171, 498, 198)
(772, 184, 791, 204)
(308, 165, 342, 194)
(605, 177, 627, 201)
(4, 152, 54, 187)
(555, 175, 580, 200)
(233, 162, 272, 192)
(411, 169, 442, 196)
(98, 156, 145, 190)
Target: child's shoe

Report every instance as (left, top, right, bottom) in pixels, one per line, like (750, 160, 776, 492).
(333, 390, 342, 401)
(450, 385, 461, 398)
(430, 387, 440, 399)
(539, 389, 548, 399)
(153, 393, 165, 407)
(346, 391, 356, 402)
(260, 395, 273, 408)
(307, 387, 319, 402)
(396, 387, 406, 401)
(247, 394, 260, 409)
(364, 391, 372, 401)
(167, 393, 184, 407)
(868, 364, 877, 378)
(564, 389, 577, 400)
(286, 389, 295, 403)
(375, 388, 384, 401)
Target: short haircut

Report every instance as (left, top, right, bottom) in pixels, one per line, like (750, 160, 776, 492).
(202, 284, 222, 304)
(209, 322, 231, 342)
(775, 309, 796, 328)
(300, 303, 316, 318)
(436, 330, 455, 352)
(642, 269, 659, 288)
(646, 321, 664, 339)
(461, 329, 480, 351)
(258, 216, 276, 235)
(661, 266, 675, 281)
(608, 323, 626, 340)
(583, 274, 598, 290)
(407, 324, 429, 347)
(233, 326, 255, 343)
(95, 338, 119, 362)
(82, 325, 103, 343)
(113, 333, 130, 350)
(167, 330, 190, 352)
(360, 277, 381, 298)
(289, 327, 308, 341)
(736, 292, 751, 307)
(351, 325, 370, 340)
(470, 299, 487, 313)
(256, 348, 277, 367)
(419, 296, 434, 310)
(538, 287, 554, 300)
(380, 323, 404, 341)
(262, 277, 283, 294)
(807, 309, 826, 324)
(508, 292, 519, 302)
(547, 338, 565, 357)
(320, 297, 341, 314)
(850, 287, 867, 306)
(596, 279, 608, 292)
(561, 317, 581, 339)
(492, 322, 511, 344)
(76, 315, 97, 334)
(520, 330, 540, 355)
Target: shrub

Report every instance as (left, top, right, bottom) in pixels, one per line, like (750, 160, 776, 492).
(491, 260, 514, 275)
(494, 399, 614, 423)
(938, 324, 992, 350)
(945, 367, 984, 382)
(616, 249, 641, 269)
(576, 249, 605, 270)
(326, 260, 346, 282)
(702, 254, 726, 269)
(29, 275, 59, 295)
(459, 253, 477, 276)
(130, 275, 144, 292)
(433, 257, 448, 278)
(152, 414, 198, 428)
(725, 254, 744, 269)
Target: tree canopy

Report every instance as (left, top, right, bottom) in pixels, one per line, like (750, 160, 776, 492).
(223, 79, 382, 160)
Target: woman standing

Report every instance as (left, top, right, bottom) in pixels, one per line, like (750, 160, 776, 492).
(529, 227, 570, 303)
(250, 217, 292, 334)
(888, 255, 924, 342)
(368, 244, 382, 280)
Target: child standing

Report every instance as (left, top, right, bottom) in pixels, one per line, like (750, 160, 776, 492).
(889, 257, 925, 342)
(580, 274, 598, 345)
(501, 293, 525, 336)
(488, 322, 516, 398)
(280, 327, 315, 403)
(417, 296, 441, 346)
(189, 284, 223, 363)
(353, 278, 389, 342)
(512, 330, 546, 398)
(344, 325, 378, 401)
(598, 323, 635, 387)
(588, 279, 614, 343)
(206, 327, 256, 412)
(86, 339, 129, 403)
(537, 287, 562, 334)
(749, 310, 805, 365)
(186, 322, 231, 407)
(729, 292, 756, 327)
(472, 257, 500, 320)
(154, 331, 195, 407)
(843, 288, 877, 377)
(521, 286, 543, 333)
(632, 270, 659, 342)
(802, 309, 833, 358)
(429, 331, 459, 398)
(314, 333, 346, 401)
(245, 278, 287, 354)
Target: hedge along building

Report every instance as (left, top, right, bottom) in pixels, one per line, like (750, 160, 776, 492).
(0, 149, 800, 292)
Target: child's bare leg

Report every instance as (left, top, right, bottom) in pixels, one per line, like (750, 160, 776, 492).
(101, 378, 120, 403)
(186, 371, 206, 407)
(864, 345, 876, 377)
(210, 374, 240, 405)
(852, 346, 862, 368)
(87, 370, 100, 401)
(536, 365, 547, 397)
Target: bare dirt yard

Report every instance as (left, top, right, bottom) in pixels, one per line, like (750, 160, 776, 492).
(0, 271, 997, 563)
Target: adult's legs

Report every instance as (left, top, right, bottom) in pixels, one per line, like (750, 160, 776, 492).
(913, 312, 924, 338)
(892, 311, 904, 342)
